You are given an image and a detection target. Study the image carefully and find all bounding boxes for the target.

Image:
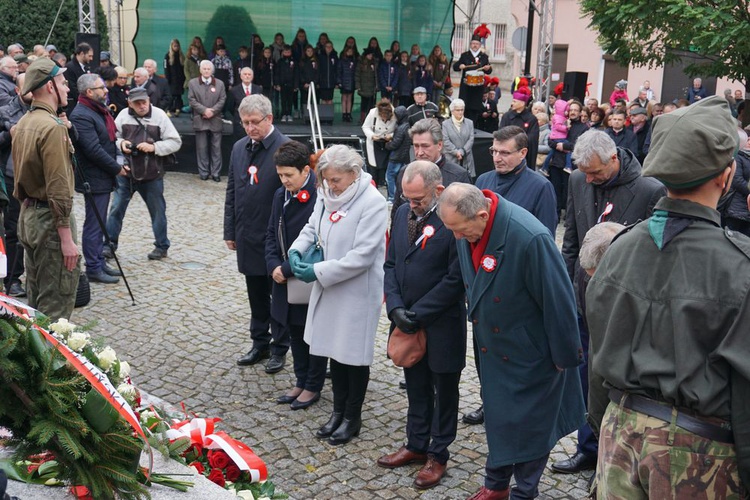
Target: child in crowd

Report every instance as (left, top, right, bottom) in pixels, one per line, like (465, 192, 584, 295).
(338, 46, 357, 122)
(275, 44, 298, 122)
(211, 44, 233, 89)
(299, 45, 319, 114)
(540, 98, 572, 176)
(396, 51, 412, 108)
(412, 54, 433, 100)
(255, 46, 274, 101)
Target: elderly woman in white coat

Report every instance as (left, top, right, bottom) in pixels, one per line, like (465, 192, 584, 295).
(442, 98, 476, 178)
(362, 99, 397, 188)
(289, 144, 388, 446)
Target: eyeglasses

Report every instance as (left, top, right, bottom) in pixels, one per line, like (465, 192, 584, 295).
(400, 194, 429, 206)
(489, 148, 521, 157)
(242, 115, 269, 128)
(90, 86, 106, 91)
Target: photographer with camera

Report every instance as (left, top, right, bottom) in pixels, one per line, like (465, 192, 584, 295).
(105, 87, 181, 261)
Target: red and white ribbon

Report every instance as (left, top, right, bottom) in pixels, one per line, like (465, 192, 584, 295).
(247, 165, 259, 185)
(415, 225, 435, 250)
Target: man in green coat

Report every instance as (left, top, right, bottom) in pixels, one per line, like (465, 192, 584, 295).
(439, 183, 585, 500)
(587, 96, 750, 497)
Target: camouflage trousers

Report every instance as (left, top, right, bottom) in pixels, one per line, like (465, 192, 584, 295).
(18, 204, 80, 322)
(596, 401, 743, 499)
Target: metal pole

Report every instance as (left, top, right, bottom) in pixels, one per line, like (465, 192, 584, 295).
(524, 1, 534, 75)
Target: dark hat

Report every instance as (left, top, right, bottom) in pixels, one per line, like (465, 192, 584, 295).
(127, 87, 149, 101)
(13, 54, 29, 65)
(22, 57, 66, 94)
(471, 34, 482, 42)
(100, 51, 110, 61)
(630, 107, 647, 116)
(615, 79, 627, 90)
(643, 96, 738, 188)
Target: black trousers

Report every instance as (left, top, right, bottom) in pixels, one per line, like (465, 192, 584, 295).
(404, 355, 461, 464)
(549, 165, 569, 214)
(245, 275, 284, 354)
(283, 321, 326, 391)
(280, 86, 294, 116)
(3, 180, 24, 287)
(485, 453, 549, 498)
(329, 360, 369, 419)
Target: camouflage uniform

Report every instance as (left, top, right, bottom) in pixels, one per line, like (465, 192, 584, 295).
(12, 100, 80, 321)
(597, 401, 741, 499)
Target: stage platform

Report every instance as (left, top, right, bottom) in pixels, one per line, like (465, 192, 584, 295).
(169, 114, 495, 178)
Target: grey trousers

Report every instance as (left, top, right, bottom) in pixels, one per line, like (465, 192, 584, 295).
(195, 129, 222, 177)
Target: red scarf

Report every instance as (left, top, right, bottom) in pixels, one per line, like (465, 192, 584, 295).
(78, 94, 117, 141)
(469, 190, 499, 272)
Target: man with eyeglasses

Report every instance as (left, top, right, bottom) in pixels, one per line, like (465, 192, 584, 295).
(550, 129, 664, 476)
(0, 56, 19, 106)
(12, 58, 80, 321)
(379, 160, 466, 490)
(225, 94, 292, 374)
(499, 90, 539, 167)
(390, 118, 470, 222)
(188, 60, 226, 182)
(70, 74, 129, 284)
(463, 125, 558, 427)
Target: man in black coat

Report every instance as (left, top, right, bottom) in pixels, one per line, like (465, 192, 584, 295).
(605, 109, 638, 155)
(144, 59, 171, 111)
(69, 73, 127, 284)
(452, 35, 491, 123)
(224, 94, 290, 373)
(227, 67, 263, 139)
(379, 161, 466, 490)
(391, 118, 470, 222)
(499, 91, 539, 167)
(550, 129, 665, 475)
(65, 42, 93, 113)
(549, 100, 589, 216)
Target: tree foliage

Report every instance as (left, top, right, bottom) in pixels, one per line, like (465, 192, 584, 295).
(204, 5, 258, 56)
(0, 0, 108, 57)
(579, 0, 750, 85)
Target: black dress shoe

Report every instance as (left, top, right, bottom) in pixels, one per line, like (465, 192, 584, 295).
(290, 392, 320, 410)
(212, 175, 221, 182)
(102, 246, 114, 259)
(102, 263, 122, 276)
(328, 416, 361, 445)
(462, 406, 484, 425)
(87, 270, 119, 284)
(7, 281, 26, 297)
(550, 452, 597, 474)
(200, 174, 209, 180)
(276, 393, 298, 404)
(264, 354, 286, 374)
(316, 412, 343, 438)
(236, 348, 270, 366)
(399, 380, 407, 390)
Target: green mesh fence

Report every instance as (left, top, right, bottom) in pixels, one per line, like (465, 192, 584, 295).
(134, 0, 456, 65)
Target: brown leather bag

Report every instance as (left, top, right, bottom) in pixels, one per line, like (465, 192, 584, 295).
(387, 327, 426, 368)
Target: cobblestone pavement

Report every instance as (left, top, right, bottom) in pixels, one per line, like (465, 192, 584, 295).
(68, 172, 591, 499)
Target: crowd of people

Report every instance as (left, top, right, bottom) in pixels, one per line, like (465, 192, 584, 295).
(1, 31, 750, 500)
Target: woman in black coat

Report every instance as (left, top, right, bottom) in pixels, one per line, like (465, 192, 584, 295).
(265, 142, 327, 410)
(164, 39, 186, 113)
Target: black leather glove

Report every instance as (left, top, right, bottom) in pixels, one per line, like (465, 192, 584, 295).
(390, 307, 419, 333)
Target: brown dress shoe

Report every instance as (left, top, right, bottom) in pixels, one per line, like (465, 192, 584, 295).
(377, 446, 427, 469)
(413, 456, 446, 490)
(466, 486, 510, 500)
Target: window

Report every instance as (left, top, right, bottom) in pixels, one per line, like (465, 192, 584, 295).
(452, 23, 507, 61)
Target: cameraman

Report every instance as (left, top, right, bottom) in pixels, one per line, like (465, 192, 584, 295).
(106, 87, 181, 260)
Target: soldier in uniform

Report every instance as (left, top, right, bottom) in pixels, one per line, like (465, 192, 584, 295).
(587, 96, 750, 497)
(12, 58, 80, 321)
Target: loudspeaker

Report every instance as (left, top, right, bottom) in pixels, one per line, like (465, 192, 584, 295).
(305, 104, 334, 125)
(75, 32, 101, 68)
(563, 71, 588, 102)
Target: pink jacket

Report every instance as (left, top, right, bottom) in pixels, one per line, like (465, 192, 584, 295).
(549, 99, 569, 141)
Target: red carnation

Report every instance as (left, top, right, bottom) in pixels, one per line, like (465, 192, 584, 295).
(225, 464, 241, 482)
(207, 468, 226, 487)
(297, 190, 310, 203)
(189, 461, 205, 474)
(207, 449, 231, 469)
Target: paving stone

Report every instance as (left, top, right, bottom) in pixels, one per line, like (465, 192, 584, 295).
(63, 172, 591, 499)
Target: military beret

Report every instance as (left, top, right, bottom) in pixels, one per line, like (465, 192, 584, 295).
(13, 54, 29, 65)
(22, 57, 66, 94)
(643, 96, 738, 188)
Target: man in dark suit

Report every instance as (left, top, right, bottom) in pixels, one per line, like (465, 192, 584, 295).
(65, 42, 93, 113)
(391, 118, 470, 222)
(379, 161, 466, 490)
(143, 59, 171, 111)
(551, 129, 665, 476)
(228, 67, 263, 139)
(69, 73, 127, 284)
(224, 93, 291, 374)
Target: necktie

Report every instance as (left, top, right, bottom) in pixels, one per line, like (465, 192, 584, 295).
(407, 211, 426, 246)
(245, 87, 250, 96)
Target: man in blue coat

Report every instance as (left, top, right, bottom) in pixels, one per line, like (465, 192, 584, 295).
(379, 161, 466, 490)
(70, 73, 127, 284)
(438, 183, 585, 500)
(224, 94, 290, 373)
